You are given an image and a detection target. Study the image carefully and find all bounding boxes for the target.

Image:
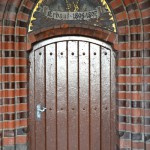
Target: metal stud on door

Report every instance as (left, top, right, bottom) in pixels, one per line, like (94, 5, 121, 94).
(29, 36, 116, 150)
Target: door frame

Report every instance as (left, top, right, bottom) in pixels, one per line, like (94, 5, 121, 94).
(28, 36, 117, 150)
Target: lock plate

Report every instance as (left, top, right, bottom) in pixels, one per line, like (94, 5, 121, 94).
(36, 104, 46, 120)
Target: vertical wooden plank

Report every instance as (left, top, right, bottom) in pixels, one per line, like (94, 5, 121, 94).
(90, 43, 101, 150)
(110, 50, 117, 150)
(79, 41, 89, 150)
(57, 41, 67, 150)
(34, 47, 46, 150)
(46, 44, 57, 150)
(68, 41, 78, 150)
(29, 50, 35, 150)
(101, 47, 111, 150)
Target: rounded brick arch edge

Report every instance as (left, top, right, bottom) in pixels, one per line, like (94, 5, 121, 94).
(27, 26, 117, 51)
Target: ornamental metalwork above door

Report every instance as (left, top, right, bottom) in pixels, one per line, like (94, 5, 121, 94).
(28, 0, 116, 32)
(29, 36, 116, 150)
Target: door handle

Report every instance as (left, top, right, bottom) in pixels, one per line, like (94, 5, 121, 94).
(36, 104, 46, 120)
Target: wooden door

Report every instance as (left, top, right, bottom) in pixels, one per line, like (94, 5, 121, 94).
(29, 36, 116, 150)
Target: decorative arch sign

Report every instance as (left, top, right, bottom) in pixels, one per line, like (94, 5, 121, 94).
(28, 0, 116, 32)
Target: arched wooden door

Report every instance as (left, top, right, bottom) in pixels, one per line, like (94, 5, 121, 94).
(29, 36, 116, 150)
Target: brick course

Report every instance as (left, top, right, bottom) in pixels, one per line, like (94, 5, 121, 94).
(0, 0, 150, 149)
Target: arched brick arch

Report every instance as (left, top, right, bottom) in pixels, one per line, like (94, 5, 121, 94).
(27, 26, 117, 50)
(0, 0, 150, 149)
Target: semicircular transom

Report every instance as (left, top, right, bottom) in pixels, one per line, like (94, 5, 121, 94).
(28, 0, 117, 33)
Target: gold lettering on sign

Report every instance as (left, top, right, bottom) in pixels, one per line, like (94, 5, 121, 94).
(28, 0, 116, 32)
(65, 0, 80, 12)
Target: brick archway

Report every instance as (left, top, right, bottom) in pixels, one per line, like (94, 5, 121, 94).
(0, 0, 150, 149)
(27, 26, 117, 50)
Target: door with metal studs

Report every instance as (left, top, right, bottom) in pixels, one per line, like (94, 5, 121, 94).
(29, 36, 116, 150)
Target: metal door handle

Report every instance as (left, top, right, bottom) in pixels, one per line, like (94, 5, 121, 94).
(36, 104, 46, 120)
(37, 107, 47, 112)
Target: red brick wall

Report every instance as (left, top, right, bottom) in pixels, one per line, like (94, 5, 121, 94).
(0, 0, 150, 149)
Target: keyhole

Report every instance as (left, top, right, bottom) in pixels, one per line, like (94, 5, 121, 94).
(71, 52, 74, 55)
(61, 52, 63, 55)
(83, 52, 85, 55)
(50, 52, 53, 55)
(39, 52, 42, 55)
